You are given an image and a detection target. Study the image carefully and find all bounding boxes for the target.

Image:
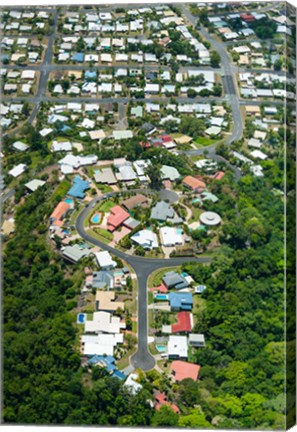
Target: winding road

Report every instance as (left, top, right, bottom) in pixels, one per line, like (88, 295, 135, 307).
(75, 191, 211, 371)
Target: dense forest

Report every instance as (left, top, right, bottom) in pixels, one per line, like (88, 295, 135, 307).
(3, 140, 290, 427)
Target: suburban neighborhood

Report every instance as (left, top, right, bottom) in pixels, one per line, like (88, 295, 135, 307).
(2, 2, 295, 429)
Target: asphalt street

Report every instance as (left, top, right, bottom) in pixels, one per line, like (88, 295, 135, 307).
(75, 191, 211, 371)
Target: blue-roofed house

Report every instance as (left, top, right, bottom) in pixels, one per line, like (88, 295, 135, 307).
(85, 70, 97, 81)
(169, 292, 193, 311)
(72, 52, 84, 63)
(113, 370, 126, 380)
(87, 355, 125, 379)
(67, 176, 90, 199)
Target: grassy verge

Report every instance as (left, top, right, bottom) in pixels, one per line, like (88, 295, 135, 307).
(116, 347, 136, 370)
(94, 227, 113, 241)
(86, 228, 111, 245)
(148, 342, 158, 356)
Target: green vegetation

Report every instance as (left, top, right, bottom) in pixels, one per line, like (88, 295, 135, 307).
(94, 227, 113, 241)
(3, 187, 154, 426)
(98, 200, 115, 212)
(194, 136, 216, 147)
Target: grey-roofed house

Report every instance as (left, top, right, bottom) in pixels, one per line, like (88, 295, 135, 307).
(189, 333, 206, 347)
(151, 201, 174, 222)
(141, 122, 156, 135)
(162, 271, 190, 290)
(160, 165, 180, 181)
(151, 201, 183, 224)
(62, 244, 92, 263)
(94, 167, 117, 185)
(92, 271, 114, 290)
(123, 217, 140, 230)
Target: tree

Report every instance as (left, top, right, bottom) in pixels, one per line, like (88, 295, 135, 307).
(179, 409, 211, 428)
(187, 88, 197, 98)
(210, 50, 221, 68)
(145, 163, 162, 190)
(152, 405, 179, 427)
(274, 59, 282, 71)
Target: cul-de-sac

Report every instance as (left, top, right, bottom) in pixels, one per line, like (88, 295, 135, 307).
(2, 2, 295, 428)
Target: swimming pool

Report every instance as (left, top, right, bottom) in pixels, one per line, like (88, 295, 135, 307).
(176, 228, 183, 235)
(156, 345, 167, 353)
(91, 213, 100, 224)
(77, 313, 86, 324)
(64, 198, 73, 204)
(154, 294, 168, 301)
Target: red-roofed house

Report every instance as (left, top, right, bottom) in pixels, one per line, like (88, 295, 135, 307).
(149, 282, 168, 293)
(182, 175, 206, 192)
(155, 392, 180, 413)
(240, 13, 255, 22)
(107, 205, 129, 232)
(172, 311, 192, 334)
(161, 135, 173, 143)
(171, 360, 200, 382)
(212, 171, 225, 181)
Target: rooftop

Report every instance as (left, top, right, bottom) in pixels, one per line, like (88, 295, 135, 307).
(171, 360, 200, 381)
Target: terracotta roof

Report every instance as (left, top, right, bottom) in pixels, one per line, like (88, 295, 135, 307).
(155, 392, 180, 413)
(149, 282, 168, 293)
(171, 360, 200, 382)
(50, 201, 70, 225)
(107, 205, 129, 232)
(172, 311, 192, 333)
(182, 175, 206, 191)
(212, 171, 225, 180)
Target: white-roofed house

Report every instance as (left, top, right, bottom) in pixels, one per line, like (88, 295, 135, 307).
(95, 251, 116, 270)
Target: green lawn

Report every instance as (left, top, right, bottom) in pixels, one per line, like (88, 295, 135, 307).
(194, 137, 216, 148)
(98, 199, 115, 212)
(94, 227, 113, 241)
(97, 184, 113, 193)
(189, 206, 203, 223)
(52, 179, 71, 200)
(86, 228, 111, 245)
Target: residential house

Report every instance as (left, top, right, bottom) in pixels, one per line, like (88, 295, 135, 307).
(169, 292, 193, 311)
(67, 176, 90, 199)
(95, 251, 117, 270)
(50, 201, 71, 226)
(122, 194, 149, 211)
(160, 227, 183, 247)
(182, 175, 206, 192)
(107, 206, 130, 232)
(95, 291, 124, 313)
(171, 360, 200, 381)
(163, 271, 189, 290)
(189, 333, 206, 347)
(131, 229, 158, 250)
(167, 335, 188, 359)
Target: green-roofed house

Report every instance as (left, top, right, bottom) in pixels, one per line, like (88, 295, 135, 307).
(201, 192, 219, 203)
